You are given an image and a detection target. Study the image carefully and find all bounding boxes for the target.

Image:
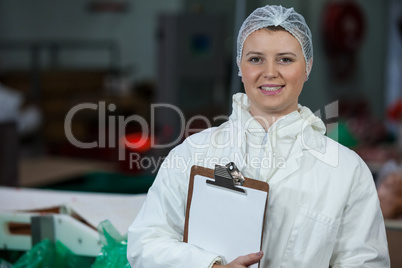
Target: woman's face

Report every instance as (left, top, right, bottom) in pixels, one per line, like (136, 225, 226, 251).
(240, 28, 307, 123)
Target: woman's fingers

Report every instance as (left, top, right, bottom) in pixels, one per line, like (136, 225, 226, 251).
(233, 251, 264, 266)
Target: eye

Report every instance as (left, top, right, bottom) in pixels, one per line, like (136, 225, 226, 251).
(249, 57, 262, 63)
(279, 57, 293, 64)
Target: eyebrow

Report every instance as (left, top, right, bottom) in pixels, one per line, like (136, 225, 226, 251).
(277, 52, 298, 57)
(245, 51, 264, 57)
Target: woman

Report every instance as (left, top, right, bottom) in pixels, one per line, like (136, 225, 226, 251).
(127, 5, 390, 267)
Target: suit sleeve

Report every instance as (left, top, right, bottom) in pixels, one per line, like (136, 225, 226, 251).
(126, 144, 222, 268)
(329, 158, 390, 267)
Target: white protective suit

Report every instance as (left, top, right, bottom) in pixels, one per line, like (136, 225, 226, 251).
(127, 93, 390, 268)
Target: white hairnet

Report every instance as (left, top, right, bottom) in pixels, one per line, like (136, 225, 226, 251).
(237, 5, 313, 79)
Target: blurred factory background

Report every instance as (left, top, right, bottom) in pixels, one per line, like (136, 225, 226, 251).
(0, 0, 402, 265)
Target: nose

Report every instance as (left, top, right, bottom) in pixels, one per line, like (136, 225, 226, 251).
(263, 61, 279, 79)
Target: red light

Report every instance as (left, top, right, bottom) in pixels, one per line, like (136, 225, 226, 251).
(121, 132, 152, 153)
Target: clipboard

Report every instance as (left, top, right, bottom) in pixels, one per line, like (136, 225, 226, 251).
(184, 163, 269, 267)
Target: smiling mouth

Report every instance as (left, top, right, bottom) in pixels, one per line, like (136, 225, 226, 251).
(260, 85, 284, 91)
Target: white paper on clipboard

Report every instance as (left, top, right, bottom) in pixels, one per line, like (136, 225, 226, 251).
(187, 174, 268, 267)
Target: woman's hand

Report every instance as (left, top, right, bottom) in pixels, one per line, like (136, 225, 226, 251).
(212, 251, 263, 268)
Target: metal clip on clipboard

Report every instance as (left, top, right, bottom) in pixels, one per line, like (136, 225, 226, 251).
(207, 162, 246, 194)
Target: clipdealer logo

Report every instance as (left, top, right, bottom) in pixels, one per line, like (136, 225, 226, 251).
(64, 100, 340, 171)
